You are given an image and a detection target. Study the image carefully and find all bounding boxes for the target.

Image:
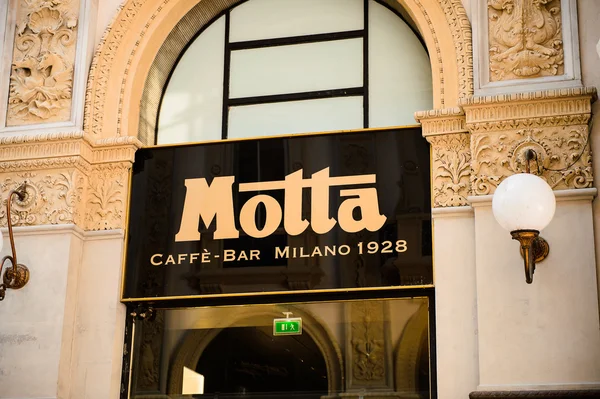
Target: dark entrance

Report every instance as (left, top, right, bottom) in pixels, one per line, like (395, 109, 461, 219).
(196, 326, 328, 398)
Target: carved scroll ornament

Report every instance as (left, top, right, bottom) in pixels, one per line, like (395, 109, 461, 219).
(488, 0, 564, 81)
(7, 0, 79, 125)
(471, 127, 592, 195)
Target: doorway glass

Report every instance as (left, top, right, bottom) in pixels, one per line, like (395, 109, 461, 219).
(128, 296, 432, 398)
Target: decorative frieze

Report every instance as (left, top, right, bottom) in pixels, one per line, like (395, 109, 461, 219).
(0, 169, 85, 227)
(7, 0, 80, 126)
(488, 0, 564, 81)
(463, 88, 595, 195)
(0, 132, 141, 230)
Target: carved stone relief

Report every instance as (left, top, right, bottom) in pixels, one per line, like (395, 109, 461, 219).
(346, 301, 393, 390)
(463, 88, 595, 195)
(428, 133, 471, 207)
(488, 0, 564, 81)
(471, 127, 592, 195)
(7, 0, 79, 126)
(0, 169, 85, 226)
(84, 163, 131, 230)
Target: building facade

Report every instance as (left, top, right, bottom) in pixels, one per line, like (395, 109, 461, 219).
(0, 0, 600, 398)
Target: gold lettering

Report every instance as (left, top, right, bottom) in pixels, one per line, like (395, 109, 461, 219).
(310, 168, 336, 234)
(150, 254, 163, 266)
(190, 253, 200, 263)
(324, 246, 336, 256)
(165, 255, 176, 265)
(177, 254, 187, 264)
(250, 250, 260, 260)
(311, 246, 323, 257)
(175, 177, 239, 242)
(337, 188, 386, 233)
(224, 250, 236, 261)
(239, 194, 282, 238)
(284, 170, 309, 235)
(275, 246, 289, 259)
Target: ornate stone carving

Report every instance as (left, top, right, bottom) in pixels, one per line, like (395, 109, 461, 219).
(347, 301, 393, 390)
(8, 0, 79, 125)
(416, 108, 470, 207)
(0, 170, 85, 226)
(84, 163, 130, 230)
(471, 127, 592, 195)
(463, 88, 595, 195)
(488, 0, 564, 81)
(428, 133, 472, 207)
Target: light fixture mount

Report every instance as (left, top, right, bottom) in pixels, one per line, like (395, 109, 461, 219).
(511, 230, 550, 284)
(0, 183, 31, 301)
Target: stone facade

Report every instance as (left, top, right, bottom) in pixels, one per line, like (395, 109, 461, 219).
(0, 0, 599, 399)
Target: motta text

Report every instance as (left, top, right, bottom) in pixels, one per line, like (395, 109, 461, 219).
(175, 167, 386, 241)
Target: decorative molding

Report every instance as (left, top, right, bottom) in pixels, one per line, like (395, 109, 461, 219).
(462, 88, 595, 195)
(472, 0, 582, 95)
(416, 109, 470, 207)
(7, 0, 79, 126)
(0, 169, 85, 227)
(84, 162, 131, 231)
(427, 133, 472, 207)
(84, 0, 473, 140)
(437, 0, 474, 100)
(470, 126, 592, 195)
(416, 107, 467, 136)
(488, 0, 564, 82)
(346, 300, 393, 390)
(468, 188, 598, 207)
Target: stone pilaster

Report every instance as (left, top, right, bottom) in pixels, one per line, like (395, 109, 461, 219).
(415, 108, 470, 207)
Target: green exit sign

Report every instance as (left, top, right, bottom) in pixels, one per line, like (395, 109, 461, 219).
(273, 318, 302, 336)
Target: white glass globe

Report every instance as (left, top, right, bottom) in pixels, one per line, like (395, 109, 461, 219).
(492, 173, 556, 232)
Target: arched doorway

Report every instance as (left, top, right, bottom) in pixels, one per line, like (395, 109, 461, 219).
(196, 326, 328, 398)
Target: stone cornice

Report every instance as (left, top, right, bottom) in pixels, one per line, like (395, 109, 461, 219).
(0, 131, 143, 170)
(415, 107, 467, 137)
(462, 87, 597, 133)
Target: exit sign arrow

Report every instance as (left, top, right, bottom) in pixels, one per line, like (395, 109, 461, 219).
(273, 317, 302, 336)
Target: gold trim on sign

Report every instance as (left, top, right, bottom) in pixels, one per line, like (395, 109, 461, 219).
(121, 284, 435, 303)
(119, 166, 134, 301)
(148, 124, 422, 148)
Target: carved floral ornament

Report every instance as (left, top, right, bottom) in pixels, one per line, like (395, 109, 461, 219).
(7, 0, 79, 126)
(487, 0, 564, 81)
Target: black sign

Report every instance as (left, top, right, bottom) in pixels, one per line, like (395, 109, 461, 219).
(123, 128, 432, 301)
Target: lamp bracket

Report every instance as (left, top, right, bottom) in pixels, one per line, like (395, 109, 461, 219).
(3, 263, 29, 289)
(519, 236, 550, 263)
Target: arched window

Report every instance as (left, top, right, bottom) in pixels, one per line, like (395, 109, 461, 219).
(157, 0, 432, 144)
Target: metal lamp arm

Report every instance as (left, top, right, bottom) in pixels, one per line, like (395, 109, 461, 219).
(0, 184, 30, 301)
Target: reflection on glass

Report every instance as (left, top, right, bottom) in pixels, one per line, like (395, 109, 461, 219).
(128, 297, 431, 398)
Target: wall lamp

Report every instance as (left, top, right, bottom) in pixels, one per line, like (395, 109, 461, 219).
(0, 183, 30, 301)
(492, 150, 556, 284)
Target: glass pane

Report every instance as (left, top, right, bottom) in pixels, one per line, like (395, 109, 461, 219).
(230, 0, 364, 42)
(368, 0, 433, 127)
(228, 97, 363, 138)
(157, 16, 225, 144)
(128, 297, 432, 398)
(230, 39, 363, 98)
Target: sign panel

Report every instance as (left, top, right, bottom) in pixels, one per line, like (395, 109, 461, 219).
(273, 318, 303, 336)
(123, 128, 432, 301)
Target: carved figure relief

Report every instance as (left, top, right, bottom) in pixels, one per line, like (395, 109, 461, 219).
(488, 0, 564, 81)
(7, 0, 79, 125)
